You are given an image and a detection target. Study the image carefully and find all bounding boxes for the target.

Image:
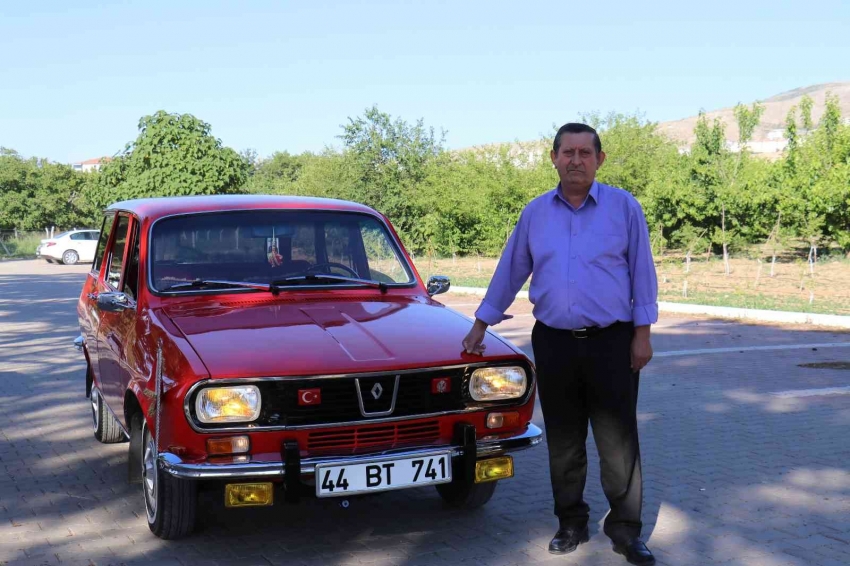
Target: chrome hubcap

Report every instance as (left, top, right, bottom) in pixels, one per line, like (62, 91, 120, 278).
(143, 429, 158, 521)
(90, 389, 99, 432)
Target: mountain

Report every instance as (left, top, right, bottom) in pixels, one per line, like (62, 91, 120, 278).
(656, 82, 850, 157)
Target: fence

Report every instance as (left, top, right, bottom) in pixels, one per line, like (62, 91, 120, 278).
(0, 230, 63, 258)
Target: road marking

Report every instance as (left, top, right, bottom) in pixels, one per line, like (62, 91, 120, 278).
(771, 386, 850, 398)
(493, 333, 850, 357)
(499, 330, 532, 338)
(654, 342, 850, 357)
(0, 297, 78, 304)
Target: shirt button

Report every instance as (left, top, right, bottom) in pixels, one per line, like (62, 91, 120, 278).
(570, 280, 575, 284)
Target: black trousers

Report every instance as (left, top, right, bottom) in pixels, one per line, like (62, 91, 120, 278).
(531, 320, 643, 544)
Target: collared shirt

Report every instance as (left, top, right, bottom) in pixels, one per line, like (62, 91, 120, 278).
(475, 181, 659, 330)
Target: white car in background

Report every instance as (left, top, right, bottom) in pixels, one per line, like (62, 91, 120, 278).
(37, 229, 100, 265)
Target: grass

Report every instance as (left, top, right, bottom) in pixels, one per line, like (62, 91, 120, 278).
(415, 254, 850, 316)
(0, 234, 43, 259)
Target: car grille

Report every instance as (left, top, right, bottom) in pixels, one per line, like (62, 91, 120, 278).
(254, 368, 467, 427)
(306, 419, 442, 454)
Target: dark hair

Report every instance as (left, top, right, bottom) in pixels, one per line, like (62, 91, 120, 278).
(553, 123, 602, 154)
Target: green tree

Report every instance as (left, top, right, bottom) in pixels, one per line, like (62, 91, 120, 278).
(0, 148, 97, 230)
(96, 111, 249, 204)
(733, 101, 765, 147)
(340, 105, 444, 249)
(799, 95, 814, 131)
(245, 151, 308, 194)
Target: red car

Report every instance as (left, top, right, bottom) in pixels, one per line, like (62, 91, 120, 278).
(76, 195, 541, 539)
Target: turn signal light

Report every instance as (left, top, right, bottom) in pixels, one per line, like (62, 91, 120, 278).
(485, 412, 521, 429)
(225, 483, 274, 507)
(475, 456, 514, 483)
(207, 436, 250, 455)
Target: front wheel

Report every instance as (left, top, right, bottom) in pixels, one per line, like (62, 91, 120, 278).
(138, 415, 197, 539)
(436, 478, 497, 510)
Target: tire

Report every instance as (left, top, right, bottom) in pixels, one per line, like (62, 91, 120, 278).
(436, 478, 497, 509)
(92, 388, 126, 444)
(139, 415, 197, 539)
(62, 249, 79, 265)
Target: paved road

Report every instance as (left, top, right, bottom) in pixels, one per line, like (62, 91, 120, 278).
(1, 260, 850, 566)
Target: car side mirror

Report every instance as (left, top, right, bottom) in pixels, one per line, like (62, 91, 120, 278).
(97, 292, 133, 312)
(426, 275, 451, 297)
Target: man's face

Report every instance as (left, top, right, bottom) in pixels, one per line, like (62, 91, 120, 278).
(550, 132, 605, 188)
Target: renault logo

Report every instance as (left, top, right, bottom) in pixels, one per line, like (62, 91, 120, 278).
(355, 375, 399, 418)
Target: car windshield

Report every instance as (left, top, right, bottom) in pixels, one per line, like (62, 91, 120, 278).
(150, 210, 414, 292)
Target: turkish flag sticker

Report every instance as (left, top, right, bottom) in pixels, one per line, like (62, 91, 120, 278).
(431, 377, 452, 394)
(298, 388, 322, 406)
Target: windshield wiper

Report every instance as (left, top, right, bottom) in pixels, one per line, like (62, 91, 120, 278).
(161, 279, 270, 292)
(270, 273, 388, 295)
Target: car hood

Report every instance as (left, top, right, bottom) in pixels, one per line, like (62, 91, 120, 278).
(162, 298, 520, 378)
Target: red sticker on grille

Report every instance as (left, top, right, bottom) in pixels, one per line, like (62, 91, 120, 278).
(431, 377, 451, 394)
(298, 388, 322, 406)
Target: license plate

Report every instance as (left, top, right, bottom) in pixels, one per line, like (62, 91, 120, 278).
(315, 451, 452, 497)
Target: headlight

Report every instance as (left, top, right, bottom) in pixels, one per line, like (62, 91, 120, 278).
(195, 386, 261, 424)
(469, 366, 527, 401)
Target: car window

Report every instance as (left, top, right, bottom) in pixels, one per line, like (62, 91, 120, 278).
(70, 232, 87, 241)
(360, 222, 410, 283)
(105, 216, 130, 289)
(87, 231, 99, 241)
(124, 222, 140, 301)
(92, 214, 115, 274)
(151, 210, 414, 291)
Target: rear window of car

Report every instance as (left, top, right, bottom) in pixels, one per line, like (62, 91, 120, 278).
(150, 210, 414, 292)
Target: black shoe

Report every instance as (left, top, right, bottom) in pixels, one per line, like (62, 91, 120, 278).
(548, 525, 590, 555)
(613, 539, 655, 565)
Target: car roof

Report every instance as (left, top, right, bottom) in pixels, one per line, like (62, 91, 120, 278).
(106, 195, 379, 222)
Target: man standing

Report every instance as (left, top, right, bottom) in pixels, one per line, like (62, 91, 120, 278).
(462, 123, 657, 565)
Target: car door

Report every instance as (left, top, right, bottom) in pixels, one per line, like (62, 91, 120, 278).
(95, 214, 135, 417)
(79, 213, 116, 394)
(80, 231, 99, 261)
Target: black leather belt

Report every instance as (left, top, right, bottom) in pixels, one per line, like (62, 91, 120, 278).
(568, 321, 625, 339)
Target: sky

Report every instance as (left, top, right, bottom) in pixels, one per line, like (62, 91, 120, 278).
(1, 0, 848, 164)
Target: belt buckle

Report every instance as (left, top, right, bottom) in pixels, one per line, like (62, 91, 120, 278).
(571, 328, 588, 339)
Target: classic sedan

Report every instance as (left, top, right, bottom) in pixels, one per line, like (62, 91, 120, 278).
(76, 195, 541, 539)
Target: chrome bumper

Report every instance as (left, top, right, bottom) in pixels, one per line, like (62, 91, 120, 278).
(159, 423, 543, 480)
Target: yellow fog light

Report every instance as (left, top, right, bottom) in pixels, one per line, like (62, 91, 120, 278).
(474, 456, 514, 483)
(225, 483, 274, 507)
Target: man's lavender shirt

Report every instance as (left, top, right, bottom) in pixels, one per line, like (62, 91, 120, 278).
(475, 181, 659, 330)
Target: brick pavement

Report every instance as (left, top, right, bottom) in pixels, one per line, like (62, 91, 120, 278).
(1, 260, 849, 565)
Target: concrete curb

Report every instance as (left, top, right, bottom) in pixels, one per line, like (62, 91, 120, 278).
(447, 286, 850, 329)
